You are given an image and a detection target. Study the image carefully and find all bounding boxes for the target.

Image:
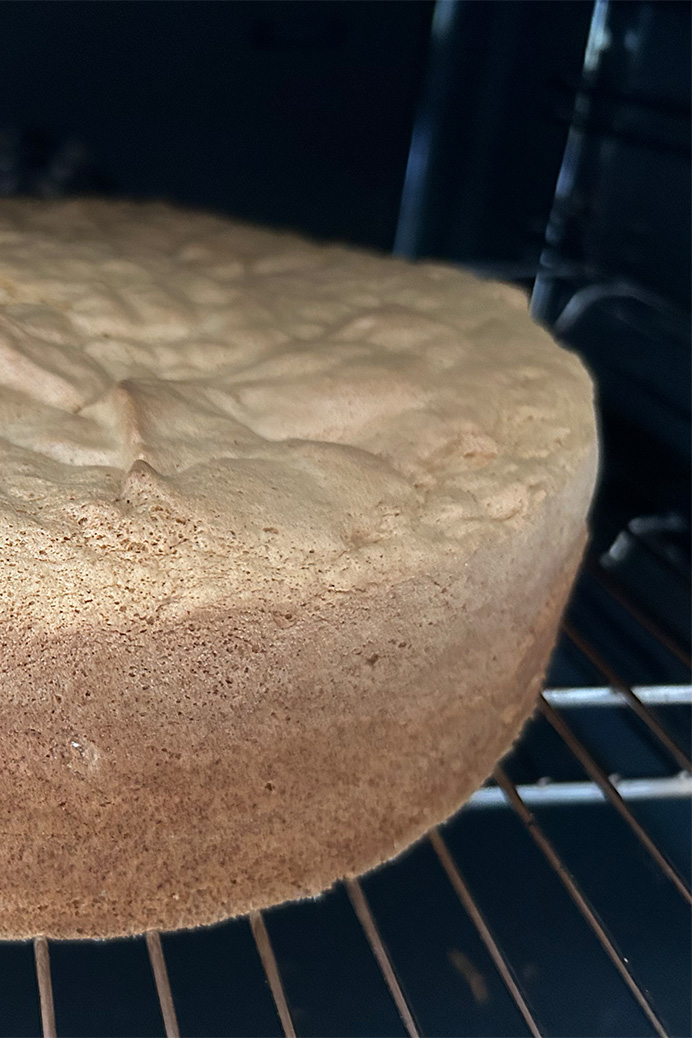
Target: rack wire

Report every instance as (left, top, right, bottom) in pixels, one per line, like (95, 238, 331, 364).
(21, 557, 692, 1038)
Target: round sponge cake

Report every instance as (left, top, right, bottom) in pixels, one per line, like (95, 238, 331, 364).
(0, 199, 597, 938)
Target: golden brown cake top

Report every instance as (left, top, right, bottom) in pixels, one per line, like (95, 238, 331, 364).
(0, 199, 596, 633)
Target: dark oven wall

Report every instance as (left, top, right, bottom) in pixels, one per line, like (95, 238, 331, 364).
(0, 0, 433, 251)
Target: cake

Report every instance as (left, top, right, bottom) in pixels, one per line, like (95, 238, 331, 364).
(0, 199, 598, 939)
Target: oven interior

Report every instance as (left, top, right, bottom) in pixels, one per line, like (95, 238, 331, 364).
(0, 2, 689, 1036)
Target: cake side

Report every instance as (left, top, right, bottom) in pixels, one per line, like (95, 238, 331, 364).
(0, 439, 596, 938)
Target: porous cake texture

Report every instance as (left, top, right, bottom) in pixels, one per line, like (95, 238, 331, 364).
(0, 200, 598, 938)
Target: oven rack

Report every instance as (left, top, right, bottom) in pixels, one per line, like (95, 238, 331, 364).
(6, 557, 691, 1038)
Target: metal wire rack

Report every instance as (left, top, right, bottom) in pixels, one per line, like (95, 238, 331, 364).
(5, 553, 692, 1038)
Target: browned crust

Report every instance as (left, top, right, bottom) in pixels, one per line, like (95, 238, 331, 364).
(0, 533, 585, 940)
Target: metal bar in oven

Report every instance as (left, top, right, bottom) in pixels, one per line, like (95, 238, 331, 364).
(33, 937, 56, 1038)
(562, 621, 692, 773)
(586, 560, 691, 668)
(543, 685, 692, 707)
(145, 931, 180, 1038)
(345, 876, 420, 1038)
(466, 774, 692, 807)
(493, 763, 669, 1038)
(429, 827, 543, 1038)
(249, 911, 296, 1038)
(538, 694, 692, 904)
